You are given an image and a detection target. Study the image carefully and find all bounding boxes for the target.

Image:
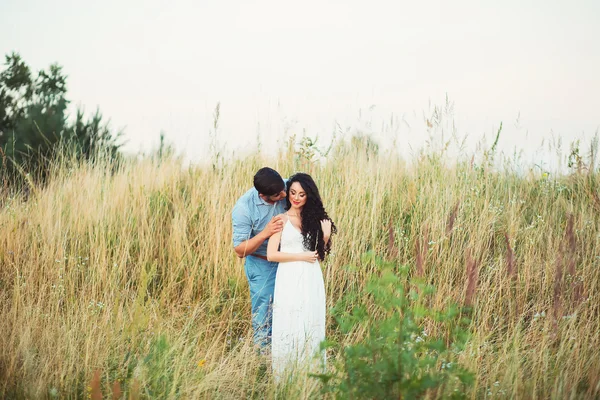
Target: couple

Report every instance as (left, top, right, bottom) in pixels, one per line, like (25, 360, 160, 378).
(231, 167, 337, 376)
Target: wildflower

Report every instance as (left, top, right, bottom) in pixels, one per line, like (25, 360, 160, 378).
(533, 311, 546, 320)
(198, 359, 206, 368)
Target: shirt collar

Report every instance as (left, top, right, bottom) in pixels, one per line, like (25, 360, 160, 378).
(254, 190, 271, 206)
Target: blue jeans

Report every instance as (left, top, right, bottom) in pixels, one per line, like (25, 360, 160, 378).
(244, 255, 278, 348)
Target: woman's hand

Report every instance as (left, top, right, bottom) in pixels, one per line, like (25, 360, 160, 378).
(320, 219, 332, 238)
(300, 251, 319, 263)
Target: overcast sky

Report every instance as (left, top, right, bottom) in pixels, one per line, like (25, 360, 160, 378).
(1, 0, 599, 169)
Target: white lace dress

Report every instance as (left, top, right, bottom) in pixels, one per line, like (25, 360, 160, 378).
(271, 219, 326, 378)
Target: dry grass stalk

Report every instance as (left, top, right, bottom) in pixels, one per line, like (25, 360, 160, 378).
(415, 225, 428, 277)
(592, 190, 600, 213)
(445, 201, 460, 236)
(129, 379, 141, 400)
(387, 218, 398, 258)
(564, 213, 587, 309)
(465, 250, 479, 307)
(553, 249, 564, 325)
(112, 381, 122, 400)
(90, 369, 102, 400)
(573, 279, 585, 307)
(566, 214, 576, 277)
(504, 233, 516, 281)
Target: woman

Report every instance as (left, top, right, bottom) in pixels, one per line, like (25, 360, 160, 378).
(267, 173, 337, 378)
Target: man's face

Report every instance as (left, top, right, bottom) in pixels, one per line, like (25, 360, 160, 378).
(265, 190, 286, 204)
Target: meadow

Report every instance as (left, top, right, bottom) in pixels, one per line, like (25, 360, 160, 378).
(1, 134, 599, 399)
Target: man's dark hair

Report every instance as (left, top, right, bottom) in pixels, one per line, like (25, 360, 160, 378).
(254, 167, 284, 196)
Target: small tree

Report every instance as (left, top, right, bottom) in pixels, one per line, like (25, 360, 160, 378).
(313, 257, 474, 399)
(0, 52, 122, 186)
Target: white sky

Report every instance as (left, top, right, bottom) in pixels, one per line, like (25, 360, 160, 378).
(1, 0, 599, 169)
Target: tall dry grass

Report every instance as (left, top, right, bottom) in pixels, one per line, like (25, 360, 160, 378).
(1, 140, 599, 399)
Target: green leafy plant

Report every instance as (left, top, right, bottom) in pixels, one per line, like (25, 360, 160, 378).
(140, 335, 179, 398)
(314, 260, 473, 399)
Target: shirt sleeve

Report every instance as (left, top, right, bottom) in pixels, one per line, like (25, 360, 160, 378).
(232, 202, 254, 247)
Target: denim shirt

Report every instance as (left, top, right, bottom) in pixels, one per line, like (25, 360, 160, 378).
(232, 187, 287, 257)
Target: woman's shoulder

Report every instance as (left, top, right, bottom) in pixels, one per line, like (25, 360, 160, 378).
(277, 212, 289, 221)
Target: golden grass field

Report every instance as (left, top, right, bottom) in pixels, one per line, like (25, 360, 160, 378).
(1, 138, 599, 399)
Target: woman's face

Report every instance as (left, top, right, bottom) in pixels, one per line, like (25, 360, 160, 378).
(289, 182, 307, 210)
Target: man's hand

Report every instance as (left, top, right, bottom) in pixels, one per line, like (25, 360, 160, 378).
(261, 215, 284, 239)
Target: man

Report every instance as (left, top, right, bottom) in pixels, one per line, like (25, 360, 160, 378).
(232, 167, 287, 348)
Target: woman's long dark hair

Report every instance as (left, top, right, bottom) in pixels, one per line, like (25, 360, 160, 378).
(286, 173, 337, 260)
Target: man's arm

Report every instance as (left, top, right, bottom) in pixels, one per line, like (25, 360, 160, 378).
(232, 204, 284, 258)
(234, 231, 269, 258)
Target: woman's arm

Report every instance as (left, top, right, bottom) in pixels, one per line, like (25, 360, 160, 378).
(323, 232, 330, 247)
(267, 230, 318, 263)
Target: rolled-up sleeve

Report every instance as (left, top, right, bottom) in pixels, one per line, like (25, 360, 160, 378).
(232, 202, 253, 247)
